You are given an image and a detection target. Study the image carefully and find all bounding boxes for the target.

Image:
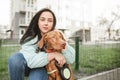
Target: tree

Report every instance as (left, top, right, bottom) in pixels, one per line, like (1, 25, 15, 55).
(98, 5, 120, 40)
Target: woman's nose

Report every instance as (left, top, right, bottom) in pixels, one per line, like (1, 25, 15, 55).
(44, 20, 48, 25)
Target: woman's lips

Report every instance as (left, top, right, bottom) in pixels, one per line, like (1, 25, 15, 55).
(43, 27, 48, 30)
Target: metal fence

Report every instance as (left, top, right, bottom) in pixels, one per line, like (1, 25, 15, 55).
(0, 38, 120, 80)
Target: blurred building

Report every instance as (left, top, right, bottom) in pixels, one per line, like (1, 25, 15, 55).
(37, 0, 93, 42)
(10, 0, 75, 40)
(0, 25, 10, 39)
(11, 0, 37, 39)
(10, 0, 120, 42)
(10, 0, 100, 42)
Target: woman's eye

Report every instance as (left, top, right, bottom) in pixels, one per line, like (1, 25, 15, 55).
(48, 19, 53, 22)
(40, 18, 45, 21)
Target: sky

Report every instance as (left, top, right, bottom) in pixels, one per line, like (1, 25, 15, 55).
(0, 0, 120, 26)
(92, 0, 120, 19)
(0, 0, 10, 25)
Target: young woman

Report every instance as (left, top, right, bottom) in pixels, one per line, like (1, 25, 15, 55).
(8, 8, 75, 80)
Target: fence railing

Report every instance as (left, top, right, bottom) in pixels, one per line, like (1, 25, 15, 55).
(0, 39, 120, 80)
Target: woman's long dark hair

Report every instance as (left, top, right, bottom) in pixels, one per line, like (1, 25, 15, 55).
(20, 8, 56, 44)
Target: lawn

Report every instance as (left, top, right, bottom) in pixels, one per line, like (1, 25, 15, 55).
(0, 45, 20, 80)
(73, 43, 120, 77)
(0, 43, 120, 79)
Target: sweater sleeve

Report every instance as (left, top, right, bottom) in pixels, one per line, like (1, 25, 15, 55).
(19, 37, 48, 69)
(62, 43, 75, 64)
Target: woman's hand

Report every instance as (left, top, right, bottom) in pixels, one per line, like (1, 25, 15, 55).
(47, 52, 66, 67)
(54, 52, 66, 67)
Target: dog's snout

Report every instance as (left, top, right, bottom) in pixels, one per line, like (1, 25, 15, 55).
(62, 42, 66, 46)
(61, 42, 66, 48)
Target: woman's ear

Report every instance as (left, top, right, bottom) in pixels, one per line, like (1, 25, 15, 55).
(38, 34, 47, 48)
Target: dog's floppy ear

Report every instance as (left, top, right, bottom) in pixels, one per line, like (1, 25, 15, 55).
(38, 34, 47, 48)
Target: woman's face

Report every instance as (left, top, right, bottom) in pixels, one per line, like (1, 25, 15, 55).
(38, 11, 54, 35)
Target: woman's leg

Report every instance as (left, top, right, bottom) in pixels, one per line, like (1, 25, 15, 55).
(29, 67, 48, 80)
(8, 52, 27, 80)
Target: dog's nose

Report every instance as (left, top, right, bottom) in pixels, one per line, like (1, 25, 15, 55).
(62, 42, 66, 46)
(62, 42, 66, 49)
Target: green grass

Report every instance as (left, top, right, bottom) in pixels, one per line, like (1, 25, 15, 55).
(0, 45, 20, 80)
(75, 44, 120, 75)
(0, 43, 120, 79)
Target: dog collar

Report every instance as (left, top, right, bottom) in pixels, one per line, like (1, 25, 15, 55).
(46, 49, 54, 53)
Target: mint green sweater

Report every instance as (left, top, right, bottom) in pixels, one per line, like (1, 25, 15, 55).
(19, 36, 75, 69)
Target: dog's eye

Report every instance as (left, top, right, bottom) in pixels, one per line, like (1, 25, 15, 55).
(53, 36, 55, 38)
(51, 35, 55, 38)
(59, 35, 62, 38)
(48, 36, 55, 40)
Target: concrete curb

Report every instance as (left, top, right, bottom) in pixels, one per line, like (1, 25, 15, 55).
(78, 68, 120, 80)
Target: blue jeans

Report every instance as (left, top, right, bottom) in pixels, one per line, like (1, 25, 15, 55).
(8, 52, 48, 80)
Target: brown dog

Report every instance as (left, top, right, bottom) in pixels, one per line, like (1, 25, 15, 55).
(38, 30, 74, 80)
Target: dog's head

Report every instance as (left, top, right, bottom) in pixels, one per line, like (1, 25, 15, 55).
(38, 30, 66, 51)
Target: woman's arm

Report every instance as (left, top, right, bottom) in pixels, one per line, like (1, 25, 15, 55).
(19, 37, 75, 68)
(62, 42, 75, 64)
(19, 37, 49, 69)
(47, 42, 75, 65)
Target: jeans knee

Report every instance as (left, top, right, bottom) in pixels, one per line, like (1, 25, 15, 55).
(8, 55, 16, 64)
(8, 55, 18, 67)
(8, 53, 25, 68)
